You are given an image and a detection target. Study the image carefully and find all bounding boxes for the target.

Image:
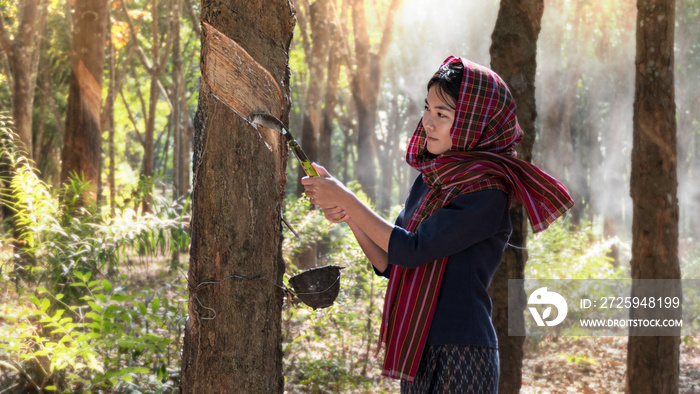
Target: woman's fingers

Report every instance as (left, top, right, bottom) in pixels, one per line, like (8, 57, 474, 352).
(302, 163, 351, 211)
(323, 207, 349, 223)
(312, 163, 331, 178)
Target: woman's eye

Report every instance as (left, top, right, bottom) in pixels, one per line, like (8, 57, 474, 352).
(424, 105, 430, 111)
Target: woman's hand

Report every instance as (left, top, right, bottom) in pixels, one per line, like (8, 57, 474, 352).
(301, 163, 351, 210)
(303, 163, 393, 252)
(322, 206, 349, 223)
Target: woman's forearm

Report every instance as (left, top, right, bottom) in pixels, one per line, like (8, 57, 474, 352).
(347, 219, 389, 273)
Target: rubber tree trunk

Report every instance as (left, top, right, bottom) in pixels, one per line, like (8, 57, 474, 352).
(295, 0, 332, 196)
(348, 0, 401, 203)
(488, 1, 544, 393)
(627, 0, 680, 392)
(61, 0, 109, 188)
(0, 0, 46, 160)
(179, 1, 294, 392)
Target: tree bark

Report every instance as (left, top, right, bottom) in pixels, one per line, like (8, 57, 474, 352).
(60, 0, 109, 189)
(296, 0, 332, 196)
(179, 0, 294, 392)
(0, 0, 47, 160)
(319, 1, 343, 170)
(488, 1, 544, 393)
(348, 0, 401, 203)
(627, 0, 680, 392)
(171, 0, 184, 200)
(106, 14, 117, 216)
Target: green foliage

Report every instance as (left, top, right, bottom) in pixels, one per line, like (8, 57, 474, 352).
(0, 124, 188, 392)
(526, 216, 629, 280)
(281, 194, 398, 393)
(0, 274, 186, 392)
(0, 126, 189, 297)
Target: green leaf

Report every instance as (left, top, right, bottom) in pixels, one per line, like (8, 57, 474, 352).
(41, 298, 50, 312)
(118, 339, 136, 349)
(111, 294, 130, 302)
(85, 311, 101, 321)
(87, 301, 103, 313)
(151, 297, 160, 312)
(74, 271, 85, 282)
(151, 315, 163, 325)
(126, 366, 150, 374)
(51, 309, 65, 320)
(102, 279, 113, 293)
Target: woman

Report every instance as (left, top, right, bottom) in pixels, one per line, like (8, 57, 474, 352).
(302, 56, 573, 392)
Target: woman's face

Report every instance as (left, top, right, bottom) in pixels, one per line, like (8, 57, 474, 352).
(423, 86, 456, 155)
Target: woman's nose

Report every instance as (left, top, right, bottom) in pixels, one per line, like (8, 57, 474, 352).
(423, 113, 434, 130)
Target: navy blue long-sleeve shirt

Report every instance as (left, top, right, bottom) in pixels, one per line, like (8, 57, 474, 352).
(378, 175, 512, 347)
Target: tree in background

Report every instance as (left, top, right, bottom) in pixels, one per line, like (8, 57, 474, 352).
(294, 0, 332, 196)
(675, 0, 700, 239)
(627, 0, 680, 392)
(120, 0, 175, 214)
(60, 0, 109, 190)
(488, 0, 544, 392)
(169, 0, 192, 203)
(0, 0, 47, 160)
(535, 0, 637, 237)
(347, 0, 401, 203)
(179, 0, 294, 391)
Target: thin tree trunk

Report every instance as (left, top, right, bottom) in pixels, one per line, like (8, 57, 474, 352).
(170, 0, 184, 265)
(61, 0, 109, 189)
(377, 79, 400, 214)
(121, 0, 175, 213)
(172, 0, 183, 199)
(627, 0, 680, 392)
(350, 0, 376, 201)
(348, 0, 401, 203)
(181, 99, 192, 197)
(0, 0, 46, 160)
(319, 7, 342, 169)
(106, 20, 117, 217)
(488, 1, 544, 393)
(179, 0, 294, 391)
(296, 0, 331, 196)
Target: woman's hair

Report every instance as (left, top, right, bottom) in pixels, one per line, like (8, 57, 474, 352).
(426, 62, 464, 110)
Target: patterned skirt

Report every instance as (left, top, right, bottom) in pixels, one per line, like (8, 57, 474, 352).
(400, 344, 499, 394)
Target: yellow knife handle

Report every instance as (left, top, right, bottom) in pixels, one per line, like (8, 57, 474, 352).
(289, 140, 319, 177)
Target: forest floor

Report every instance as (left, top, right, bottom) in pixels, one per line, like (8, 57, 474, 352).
(3, 256, 700, 393)
(521, 335, 700, 393)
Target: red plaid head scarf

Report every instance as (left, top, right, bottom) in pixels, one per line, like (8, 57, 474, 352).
(379, 57, 574, 382)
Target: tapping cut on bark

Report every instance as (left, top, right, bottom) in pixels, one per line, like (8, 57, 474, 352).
(201, 22, 285, 121)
